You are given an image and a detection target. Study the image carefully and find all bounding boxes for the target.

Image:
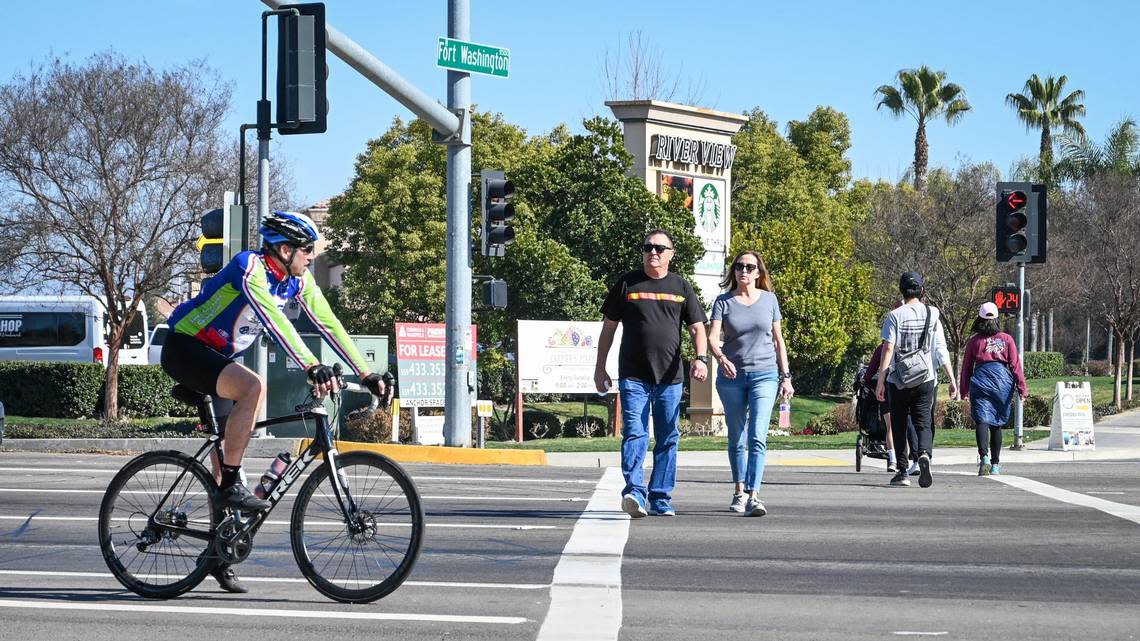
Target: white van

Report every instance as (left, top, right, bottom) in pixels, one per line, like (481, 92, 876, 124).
(0, 296, 149, 366)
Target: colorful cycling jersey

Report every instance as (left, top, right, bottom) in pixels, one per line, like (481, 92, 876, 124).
(167, 250, 368, 375)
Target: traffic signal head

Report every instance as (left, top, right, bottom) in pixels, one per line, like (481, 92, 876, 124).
(481, 171, 516, 257)
(996, 181, 1047, 263)
(197, 208, 228, 274)
(276, 3, 327, 136)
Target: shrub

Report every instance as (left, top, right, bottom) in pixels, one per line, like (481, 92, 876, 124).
(804, 401, 858, 435)
(937, 399, 974, 430)
(1023, 352, 1064, 379)
(522, 409, 561, 440)
(109, 365, 194, 418)
(1093, 403, 1118, 421)
(0, 361, 103, 418)
(1087, 360, 1112, 377)
(562, 415, 608, 438)
(4, 418, 199, 439)
(1063, 363, 1087, 376)
(342, 407, 413, 443)
(1023, 394, 1052, 427)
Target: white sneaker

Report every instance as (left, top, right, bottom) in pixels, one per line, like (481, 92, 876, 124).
(907, 460, 920, 476)
(745, 497, 767, 517)
(729, 492, 747, 513)
(621, 493, 647, 518)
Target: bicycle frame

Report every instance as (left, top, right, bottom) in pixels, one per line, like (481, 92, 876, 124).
(147, 399, 360, 545)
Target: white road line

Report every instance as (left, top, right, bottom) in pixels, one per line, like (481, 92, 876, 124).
(893, 633, 948, 637)
(0, 599, 527, 624)
(0, 488, 587, 501)
(0, 569, 548, 590)
(0, 515, 557, 530)
(0, 468, 599, 484)
(1087, 491, 1126, 495)
(985, 474, 1140, 526)
(536, 466, 628, 641)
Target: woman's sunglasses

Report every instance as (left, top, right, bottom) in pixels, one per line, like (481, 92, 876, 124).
(733, 262, 758, 273)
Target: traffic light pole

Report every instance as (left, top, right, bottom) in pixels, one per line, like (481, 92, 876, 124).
(443, 0, 473, 447)
(1013, 262, 1026, 449)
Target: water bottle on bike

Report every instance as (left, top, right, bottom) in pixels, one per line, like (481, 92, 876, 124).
(253, 452, 292, 499)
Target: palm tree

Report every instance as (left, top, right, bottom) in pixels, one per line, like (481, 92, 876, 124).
(1057, 118, 1140, 180)
(875, 66, 971, 193)
(1006, 74, 1086, 183)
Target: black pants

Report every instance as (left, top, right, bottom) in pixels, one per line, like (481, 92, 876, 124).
(976, 422, 1002, 463)
(889, 380, 936, 464)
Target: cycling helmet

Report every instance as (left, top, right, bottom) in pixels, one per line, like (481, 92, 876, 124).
(260, 210, 320, 246)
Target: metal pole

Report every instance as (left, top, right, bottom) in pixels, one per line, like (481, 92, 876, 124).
(1086, 317, 1091, 374)
(1048, 308, 1054, 352)
(1013, 263, 1025, 449)
(443, 0, 472, 447)
(259, 0, 460, 137)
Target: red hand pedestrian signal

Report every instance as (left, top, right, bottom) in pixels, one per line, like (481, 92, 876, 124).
(991, 286, 1020, 314)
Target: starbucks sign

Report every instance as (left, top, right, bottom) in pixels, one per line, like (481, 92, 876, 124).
(696, 182, 721, 233)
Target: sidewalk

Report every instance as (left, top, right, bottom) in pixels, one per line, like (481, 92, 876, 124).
(544, 409, 1140, 468)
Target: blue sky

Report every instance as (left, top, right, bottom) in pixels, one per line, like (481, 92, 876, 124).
(2, 1, 1136, 206)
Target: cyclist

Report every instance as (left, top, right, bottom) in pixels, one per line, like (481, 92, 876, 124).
(162, 210, 391, 592)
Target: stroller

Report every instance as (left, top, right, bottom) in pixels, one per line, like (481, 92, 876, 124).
(853, 365, 891, 471)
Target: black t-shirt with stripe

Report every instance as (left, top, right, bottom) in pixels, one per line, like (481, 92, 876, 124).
(601, 270, 707, 385)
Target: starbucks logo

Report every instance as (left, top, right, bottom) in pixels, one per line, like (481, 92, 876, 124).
(697, 183, 720, 232)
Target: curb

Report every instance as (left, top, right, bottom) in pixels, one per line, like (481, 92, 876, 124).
(299, 439, 547, 466)
(0, 438, 305, 458)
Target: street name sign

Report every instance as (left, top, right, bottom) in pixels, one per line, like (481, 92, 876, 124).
(437, 37, 510, 78)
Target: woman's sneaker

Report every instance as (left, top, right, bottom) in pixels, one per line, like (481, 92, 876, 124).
(745, 497, 767, 517)
(889, 470, 911, 486)
(621, 493, 647, 518)
(918, 453, 933, 488)
(990, 464, 1001, 475)
(729, 492, 747, 513)
(978, 455, 992, 476)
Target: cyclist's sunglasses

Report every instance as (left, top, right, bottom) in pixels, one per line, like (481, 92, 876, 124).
(293, 244, 316, 254)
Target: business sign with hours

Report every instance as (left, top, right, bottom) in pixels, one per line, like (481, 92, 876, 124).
(517, 320, 622, 394)
(395, 322, 477, 407)
(1049, 381, 1095, 451)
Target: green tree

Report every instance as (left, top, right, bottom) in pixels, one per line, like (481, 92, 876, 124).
(875, 66, 971, 193)
(787, 106, 852, 193)
(1006, 74, 1086, 186)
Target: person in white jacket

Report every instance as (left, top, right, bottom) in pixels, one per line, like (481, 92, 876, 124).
(874, 272, 958, 488)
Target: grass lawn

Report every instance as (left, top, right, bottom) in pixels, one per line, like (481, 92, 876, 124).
(487, 427, 1050, 452)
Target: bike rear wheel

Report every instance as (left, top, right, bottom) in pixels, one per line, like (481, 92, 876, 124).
(98, 451, 219, 598)
(291, 451, 424, 603)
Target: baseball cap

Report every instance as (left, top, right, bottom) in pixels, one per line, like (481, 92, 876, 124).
(979, 302, 1000, 319)
(899, 271, 924, 290)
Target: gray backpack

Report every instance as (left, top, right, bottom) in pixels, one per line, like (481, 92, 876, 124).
(893, 305, 932, 388)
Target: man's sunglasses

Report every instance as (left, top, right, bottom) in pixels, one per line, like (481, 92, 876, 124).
(733, 262, 758, 273)
(643, 243, 673, 254)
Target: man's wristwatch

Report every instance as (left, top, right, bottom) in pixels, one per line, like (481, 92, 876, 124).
(695, 355, 709, 365)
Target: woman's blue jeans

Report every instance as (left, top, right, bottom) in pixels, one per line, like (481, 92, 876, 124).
(716, 369, 779, 492)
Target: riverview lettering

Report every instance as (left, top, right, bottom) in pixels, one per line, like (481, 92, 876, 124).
(653, 134, 738, 170)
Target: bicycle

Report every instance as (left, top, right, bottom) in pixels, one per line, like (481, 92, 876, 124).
(98, 367, 423, 603)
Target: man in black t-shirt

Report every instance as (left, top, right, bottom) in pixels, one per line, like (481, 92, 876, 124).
(594, 230, 709, 518)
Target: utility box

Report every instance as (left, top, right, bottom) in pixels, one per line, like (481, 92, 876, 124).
(265, 334, 389, 437)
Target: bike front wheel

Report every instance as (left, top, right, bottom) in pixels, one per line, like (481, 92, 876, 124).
(98, 451, 220, 598)
(290, 451, 424, 603)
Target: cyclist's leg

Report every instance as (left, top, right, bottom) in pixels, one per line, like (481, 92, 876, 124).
(214, 361, 265, 470)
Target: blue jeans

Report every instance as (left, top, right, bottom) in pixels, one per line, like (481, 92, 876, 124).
(618, 378, 683, 511)
(716, 369, 779, 493)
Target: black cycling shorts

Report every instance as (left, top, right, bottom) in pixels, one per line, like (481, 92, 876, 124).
(161, 332, 235, 398)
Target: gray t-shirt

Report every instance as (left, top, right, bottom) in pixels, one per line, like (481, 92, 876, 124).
(710, 290, 782, 372)
(880, 302, 950, 386)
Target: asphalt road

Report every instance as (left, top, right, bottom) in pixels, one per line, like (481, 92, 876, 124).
(0, 451, 1138, 641)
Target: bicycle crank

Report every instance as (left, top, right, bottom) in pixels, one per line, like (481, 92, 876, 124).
(214, 517, 253, 564)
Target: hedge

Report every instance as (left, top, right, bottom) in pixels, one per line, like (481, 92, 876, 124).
(0, 361, 192, 419)
(1023, 352, 1064, 379)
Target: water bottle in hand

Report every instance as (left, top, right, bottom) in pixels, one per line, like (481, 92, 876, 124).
(778, 401, 791, 429)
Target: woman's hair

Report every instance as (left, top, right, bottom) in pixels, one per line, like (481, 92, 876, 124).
(971, 316, 1002, 336)
(719, 250, 773, 292)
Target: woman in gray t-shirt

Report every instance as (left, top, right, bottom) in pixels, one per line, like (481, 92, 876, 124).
(707, 250, 794, 517)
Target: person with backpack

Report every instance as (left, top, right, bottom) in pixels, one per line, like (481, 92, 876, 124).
(959, 302, 1027, 475)
(874, 272, 957, 488)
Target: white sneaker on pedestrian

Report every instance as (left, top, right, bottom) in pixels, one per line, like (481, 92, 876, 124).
(889, 470, 911, 486)
(729, 492, 747, 513)
(918, 453, 933, 488)
(907, 460, 920, 476)
(745, 497, 767, 517)
(621, 493, 647, 518)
